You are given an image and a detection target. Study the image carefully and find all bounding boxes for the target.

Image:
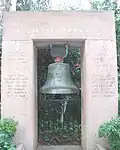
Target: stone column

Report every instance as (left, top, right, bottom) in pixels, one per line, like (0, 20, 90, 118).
(81, 40, 118, 150)
(1, 41, 38, 150)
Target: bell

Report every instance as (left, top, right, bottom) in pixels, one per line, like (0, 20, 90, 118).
(40, 62, 79, 94)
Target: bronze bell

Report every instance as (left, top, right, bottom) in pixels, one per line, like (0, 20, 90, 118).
(40, 62, 79, 94)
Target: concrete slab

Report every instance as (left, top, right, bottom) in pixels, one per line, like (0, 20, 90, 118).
(37, 145, 82, 150)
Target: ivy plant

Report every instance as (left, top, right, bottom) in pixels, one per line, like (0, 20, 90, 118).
(0, 118, 18, 150)
(98, 117, 120, 150)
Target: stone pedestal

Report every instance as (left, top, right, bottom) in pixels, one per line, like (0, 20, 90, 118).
(81, 40, 118, 150)
(1, 41, 38, 150)
(1, 11, 118, 150)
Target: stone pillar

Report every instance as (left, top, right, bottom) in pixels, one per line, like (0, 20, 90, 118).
(1, 41, 38, 150)
(81, 40, 118, 150)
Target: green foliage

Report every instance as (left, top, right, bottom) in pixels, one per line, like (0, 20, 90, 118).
(16, 0, 50, 11)
(91, 0, 118, 11)
(39, 120, 80, 145)
(64, 48, 81, 87)
(98, 117, 120, 150)
(0, 118, 18, 150)
(118, 93, 120, 115)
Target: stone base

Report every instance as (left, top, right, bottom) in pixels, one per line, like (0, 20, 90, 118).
(95, 144, 107, 150)
(37, 145, 82, 150)
(17, 144, 108, 150)
(16, 145, 25, 150)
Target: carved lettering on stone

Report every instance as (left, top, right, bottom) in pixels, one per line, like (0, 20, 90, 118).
(27, 27, 82, 34)
(5, 42, 29, 100)
(90, 41, 117, 99)
(91, 73, 116, 98)
(5, 74, 28, 99)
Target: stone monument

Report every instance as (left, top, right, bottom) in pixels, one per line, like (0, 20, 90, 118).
(1, 11, 118, 150)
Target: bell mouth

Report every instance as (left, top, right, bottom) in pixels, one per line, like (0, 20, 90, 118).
(40, 87, 79, 94)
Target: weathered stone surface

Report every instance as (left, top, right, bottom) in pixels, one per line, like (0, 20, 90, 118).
(16, 145, 25, 150)
(1, 41, 37, 150)
(96, 144, 107, 150)
(37, 146, 82, 150)
(3, 11, 115, 41)
(81, 40, 118, 150)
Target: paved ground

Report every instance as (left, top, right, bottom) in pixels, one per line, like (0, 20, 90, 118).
(37, 145, 82, 150)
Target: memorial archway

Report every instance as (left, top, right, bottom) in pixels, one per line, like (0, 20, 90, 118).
(1, 12, 118, 150)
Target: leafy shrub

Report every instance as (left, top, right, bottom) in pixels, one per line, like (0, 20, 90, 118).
(0, 118, 18, 150)
(118, 93, 120, 115)
(98, 117, 120, 150)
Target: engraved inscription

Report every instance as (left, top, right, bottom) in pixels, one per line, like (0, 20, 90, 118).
(5, 74, 28, 99)
(90, 41, 116, 99)
(91, 73, 116, 98)
(27, 27, 84, 34)
(7, 46, 27, 64)
(5, 43, 28, 100)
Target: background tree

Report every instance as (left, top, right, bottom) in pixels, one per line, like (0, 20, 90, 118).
(16, 0, 50, 11)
